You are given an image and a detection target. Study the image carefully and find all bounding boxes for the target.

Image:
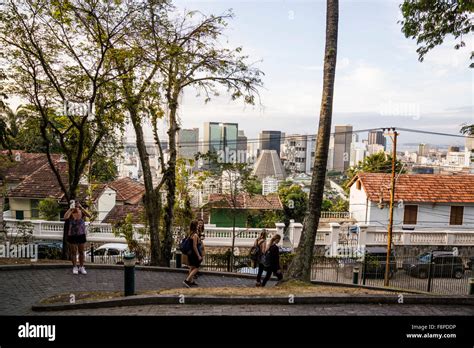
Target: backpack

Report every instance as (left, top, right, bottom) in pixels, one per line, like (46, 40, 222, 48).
(249, 239, 265, 262)
(179, 236, 193, 255)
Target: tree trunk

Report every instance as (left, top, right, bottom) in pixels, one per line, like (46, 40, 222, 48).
(160, 102, 179, 267)
(231, 211, 236, 271)
(130, 111, 162, 265)
(286, 0, 339, 282)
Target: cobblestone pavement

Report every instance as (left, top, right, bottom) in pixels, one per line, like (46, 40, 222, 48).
(31, 304, 474, 316)
(1, 268, 472, 316)
(0, 268, 255, 315)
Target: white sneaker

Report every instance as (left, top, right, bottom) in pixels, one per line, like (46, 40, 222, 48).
(72, 266, 79, 275)
(79, 266, 87, 275)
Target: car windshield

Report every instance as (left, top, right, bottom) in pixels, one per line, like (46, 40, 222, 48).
(418, 253, 431, 263)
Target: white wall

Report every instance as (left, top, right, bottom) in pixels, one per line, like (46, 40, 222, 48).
(367, 201, 474, 228)
(349, 182, 369, 223)
(97, 188, 116, 222)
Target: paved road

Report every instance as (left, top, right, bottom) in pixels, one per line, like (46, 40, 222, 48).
(0, 268, 255, 315)
(0, 268, 472, 316)
(27, 304, 474, 316)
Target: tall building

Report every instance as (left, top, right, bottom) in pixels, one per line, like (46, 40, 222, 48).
(350, 141, 367, 167)
(177, 128, 199, 161)
(331, 125, 353, 172)
(259, 131, 282, 157)
(202, 122, 238, 163)
(252, 150, 286, 180)
(418, 143, 430, 157)
(368, 130, 386, 150)
(281, 134, 310, 174)
(237, 130, 247, 163)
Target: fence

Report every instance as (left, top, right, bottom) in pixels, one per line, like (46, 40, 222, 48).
(310, 255, 473, 295)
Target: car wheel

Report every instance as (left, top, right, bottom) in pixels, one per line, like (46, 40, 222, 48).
(454, 270, 463, 279)
(418, 270, 428, 279)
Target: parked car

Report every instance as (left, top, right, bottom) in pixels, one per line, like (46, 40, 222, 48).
(466, 256, 474, 271)
(361, 247, 397, 279)
(85, 243, 129, 264)
(404, 251, 465, 279)
(36, 241, 63, 260)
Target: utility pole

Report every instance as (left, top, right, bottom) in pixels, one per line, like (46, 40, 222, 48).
(384, 128, 398, 287)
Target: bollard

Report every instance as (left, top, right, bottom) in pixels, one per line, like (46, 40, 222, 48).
(176, 251, 182, 268)
(123, 252, 136, 296)
(469, 278, 474, 296)
(352, 266, 360, 285)
(90, 243, 94, 263)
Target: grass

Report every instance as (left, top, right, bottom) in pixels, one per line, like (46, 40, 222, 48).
(40, 281, 398, 305)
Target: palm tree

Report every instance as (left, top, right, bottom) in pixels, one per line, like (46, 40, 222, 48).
(285, 0, 339, 281)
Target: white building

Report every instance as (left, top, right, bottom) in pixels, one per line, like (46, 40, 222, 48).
(349, 141, 367, 167)
(348, 173, 474, 229)
(262, 176, 280, 195)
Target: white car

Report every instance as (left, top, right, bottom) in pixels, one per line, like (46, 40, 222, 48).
(85, 243, 129, 264)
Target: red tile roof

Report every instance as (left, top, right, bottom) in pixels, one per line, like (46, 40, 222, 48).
(208, 193, 283, 210)
(102, 204, 145, 224)
(108, 177, 145, 204)
(0, 151, 60, 185)
(351, 173, 474, 203)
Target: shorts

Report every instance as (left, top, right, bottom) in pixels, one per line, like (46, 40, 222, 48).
(67, 234, 86, 244)
(187, 252, 202, 267)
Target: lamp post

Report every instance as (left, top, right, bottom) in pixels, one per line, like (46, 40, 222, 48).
(123, 252, 136, 296)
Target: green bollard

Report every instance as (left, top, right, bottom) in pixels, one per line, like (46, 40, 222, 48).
(352, 266, 360, 285)
(123, 252, 136, 297)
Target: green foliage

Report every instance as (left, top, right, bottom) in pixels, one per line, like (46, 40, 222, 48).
(343, 152, 405, 192)
(278, 184, 308, 224)
(247, 210, 283, 228)
(90, 156, 118, 183)
(112, 213, 147, 263)
(460, 124, 474, 136)
(321, 199, 333, 211)
(245, 178, 262, 195)
(38, 198, 60, 221)
(174, 158, 195, 234)
(399, 0, 474, 67)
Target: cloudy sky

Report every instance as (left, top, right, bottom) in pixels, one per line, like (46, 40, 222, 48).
(143, 0, 472, 148)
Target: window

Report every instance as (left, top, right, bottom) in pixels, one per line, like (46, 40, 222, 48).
(449, 206, 464, 225)
(16, 211, 24, 220)
(107, 249, 120, 256)
(31, 200, 40, 218)
(94, 249, 106, 256)
(356, 181, 361, 190)
(403, 205, 418, 225)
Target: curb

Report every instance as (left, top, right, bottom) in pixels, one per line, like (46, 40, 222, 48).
(32, 293, 474, 311)
(310, 280, 432, 295)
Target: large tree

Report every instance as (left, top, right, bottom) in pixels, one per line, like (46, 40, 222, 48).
(285, 0, 339, 282)
(399, 0, 474, 67)
(0, 0, 127, 258)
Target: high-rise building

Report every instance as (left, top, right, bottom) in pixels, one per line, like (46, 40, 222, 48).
(331, 125, 353, 172)
(418, 143, 430, 157)
(281, 134, 309, 174)
(237, 130, 247, 163)
(368, 130, 386, 150)
(202, 122, 238, 163)
(177, 128, 199, 161)
(259, 131, 282, 157)
(252, 150, 286, 180)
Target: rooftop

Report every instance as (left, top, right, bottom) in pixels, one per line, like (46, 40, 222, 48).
(108, 177, 145, 204)
(208, 193, 283, 210)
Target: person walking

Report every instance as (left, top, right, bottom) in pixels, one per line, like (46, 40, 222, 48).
(64, 201, 90, 275)
(183, 220, 202, 287)
(254, 229, 268, 287)
(194, 219, 205, 280)
(261, 234, 283, 287)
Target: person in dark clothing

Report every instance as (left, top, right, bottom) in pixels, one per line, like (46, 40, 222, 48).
(255, 229, 268, 287)
(183, 220, 202, 288)
(194, 219, 205, 280)
(261, 234, 283, 287)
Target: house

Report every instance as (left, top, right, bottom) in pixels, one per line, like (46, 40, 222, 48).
(4, 153, 145, 222)
(348, 173, 474, 229)
(207, 193, 283, 227)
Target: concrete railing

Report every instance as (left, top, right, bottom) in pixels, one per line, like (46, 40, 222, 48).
(320, 211, 352, 219)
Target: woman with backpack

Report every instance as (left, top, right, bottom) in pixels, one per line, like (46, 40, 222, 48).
(183, 220, 202, 288)
(194, 218, 205, 280)
(261, 234, 283, 287)
(64, 201, 91, 275)
(253, 229, 268, 287)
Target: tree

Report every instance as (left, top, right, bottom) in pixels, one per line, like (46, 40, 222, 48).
(150, 9, 263, 266)
(399, 0, 474, 67)
(343, 152, 405, 191)
(285, 0, 339, 282)
(460, 124, 474, 135)
(1, 0, 128, 258)
(278, 183, 308, 225)
(38, 198, 60, 221)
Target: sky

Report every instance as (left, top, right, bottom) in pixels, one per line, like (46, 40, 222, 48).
(141, 0, 473, 148)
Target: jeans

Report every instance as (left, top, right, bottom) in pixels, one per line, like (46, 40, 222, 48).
(262, 269, 283, 286)
(256, 263, 265, 283)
